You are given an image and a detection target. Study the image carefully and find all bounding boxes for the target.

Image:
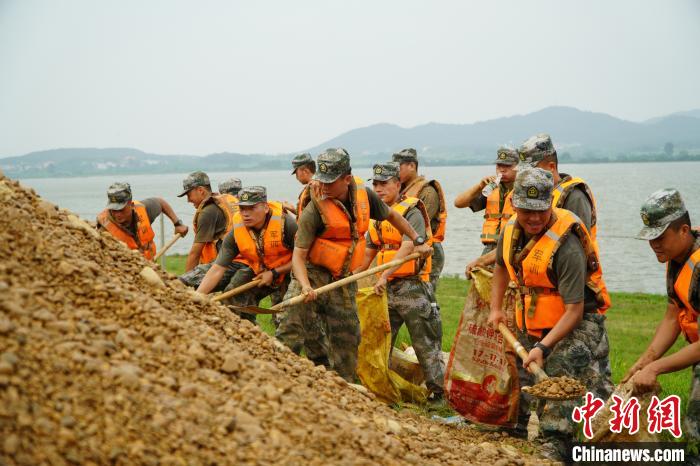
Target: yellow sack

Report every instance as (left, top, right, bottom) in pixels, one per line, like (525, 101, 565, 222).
(356, 287, 428, 403)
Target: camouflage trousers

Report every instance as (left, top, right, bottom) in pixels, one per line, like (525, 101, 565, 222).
(429, 242, 444, 294)
(514, 313, 614, 447)
(178, 261, 245, 291)
(387, 277, 444, 395)
(222, 266, 289, 325)
(276, 265, 356, 381)
(686, 364, 700, 449)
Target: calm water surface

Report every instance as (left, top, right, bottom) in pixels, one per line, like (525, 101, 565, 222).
(19, 162, 700, 294)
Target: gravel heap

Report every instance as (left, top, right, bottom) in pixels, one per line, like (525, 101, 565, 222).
(0, 175, 549, 465)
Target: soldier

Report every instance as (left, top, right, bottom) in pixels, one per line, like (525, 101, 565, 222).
(178, 171, 239, 290)
(196, 186, 296, 324)
(393, 148, 448, 293)
(357, 162, 445, 398)
(488, 168, 613, 461)
(276, 148, 431, 382)
(455, 146, 518, 273)
(289, 153, 316, 217)
(218, 178, 243, 197)
(97, 182, 188, 259)
(622, 189, 700, 458)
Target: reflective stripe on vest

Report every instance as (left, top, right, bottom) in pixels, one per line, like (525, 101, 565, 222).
(502, 208, 610, 337)
(402, 176, 447, 242)
(481, 186, 514, 245)
(674, 248, 700, 343)
(97, 201, 156, 260)
(232, 201, 292, 280)
(367, 196, 433, 281)
(308, 180, 370, 278)
(194, 194, 237, 264)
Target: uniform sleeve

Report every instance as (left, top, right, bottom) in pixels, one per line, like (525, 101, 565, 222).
(563, 188, 593, 232)
(294, 202, 323, 249)
(214, 230, 240, 266)
(402, 207, 426, 241)
(282, 213, 298, 250)
(551, 235, 587, 305)
(140, 198, 163, 224)
(469, 194, 488, 213)
(367, 188, 392, 221)
(194, 204, 227, 243)
(420, 185, 440, 220)
(495, 232, 506, 266)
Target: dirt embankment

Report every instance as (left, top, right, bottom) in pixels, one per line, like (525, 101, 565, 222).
(0, 176, 549, 465)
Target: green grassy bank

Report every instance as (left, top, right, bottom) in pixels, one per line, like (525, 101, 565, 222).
(165, 255, 691, 406)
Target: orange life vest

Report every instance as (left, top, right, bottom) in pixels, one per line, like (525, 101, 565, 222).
(552, 176, 598, 241)
(673, 247, 700, 343)
(297, 177, 364, 218)
(481, 185, 514, 245)
(231, 201, 293, 282)
(97, 201, 156, 260)
(502, 208, 611, 337)
(194, 193, 237, 264)
(367, 197, 433, 282)
(402, 176, 447, 242)
(308, 180, 370, 278)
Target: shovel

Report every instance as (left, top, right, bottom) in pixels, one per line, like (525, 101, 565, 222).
(154, 233, 182, 262)
(230, 252, 422, 315)
(211, 278, 262, 302)
(498, 323, 585, 400)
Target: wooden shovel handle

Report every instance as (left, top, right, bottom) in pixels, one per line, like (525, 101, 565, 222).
(498, 323, 549, 381)
(154, 233, 182, 262)
(212, 278, 263, 302)
(270, 252, 422, 311)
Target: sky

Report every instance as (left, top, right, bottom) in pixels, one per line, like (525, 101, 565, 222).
(1, 0, 699, 157)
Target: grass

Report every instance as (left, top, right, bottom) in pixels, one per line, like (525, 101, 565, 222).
(165, 255, 691, 408)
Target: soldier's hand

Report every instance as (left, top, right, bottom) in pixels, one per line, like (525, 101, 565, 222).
(465, 257, 482, 277)
(302, 285, 317, 303)
(309, 180, 322, 199)
(415, 243, 432, 259)
(256, 270, 274, 287)
(374, 275, 388, 296)
(174, 225, 189, 237)
(523, 347, 544, 372)
(621, 353, 654, 383)
(487, 309, 506, 330)
(631, 366, 661, 394)
(480, 176, 496, 189)
(282, 202, 297, 215)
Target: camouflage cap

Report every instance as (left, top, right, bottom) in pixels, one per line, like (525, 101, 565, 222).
(511, 167, 553, 211)
(177, 171, 211, 197)
(313, 148, 351, 183)
(392, 148, 418, 164)
(636, 189, 688, 240)
(106, 182, 133, 210)
(371, 162, 400, 182)
(494, 146, 519, 166)
(517, 133, 556, 167)
(218, 177, 242, 195)
(236, 186, 267, 206)
(291, 153, 315, 174)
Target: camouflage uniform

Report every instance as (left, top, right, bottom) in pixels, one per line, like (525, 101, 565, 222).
(637, 189, 700, 452)
(223, 265, 289, 325)
(218, 178, 242, 196)
(178, 261, 245, 290)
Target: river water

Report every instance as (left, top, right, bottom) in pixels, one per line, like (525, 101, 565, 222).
(18, 161, 700, 294)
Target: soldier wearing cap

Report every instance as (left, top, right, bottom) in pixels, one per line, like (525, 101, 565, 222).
(393, 148, 448, 293)
(456, 146, 519, 273)
(355, 162, 445, 398)
(289, 153, 317, 217)
(488, 168, 613, 461)
(622, 189, 700, 452)
(218, 178, 243, 197)
(96, 182, 188, 260)
(275, 148, 432, 382)
(196, 186, 298, 323)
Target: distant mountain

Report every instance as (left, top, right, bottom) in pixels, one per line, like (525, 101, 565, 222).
(3, 106, 700, 178)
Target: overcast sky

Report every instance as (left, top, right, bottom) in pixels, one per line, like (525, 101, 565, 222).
(1, 0, 699, 157)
